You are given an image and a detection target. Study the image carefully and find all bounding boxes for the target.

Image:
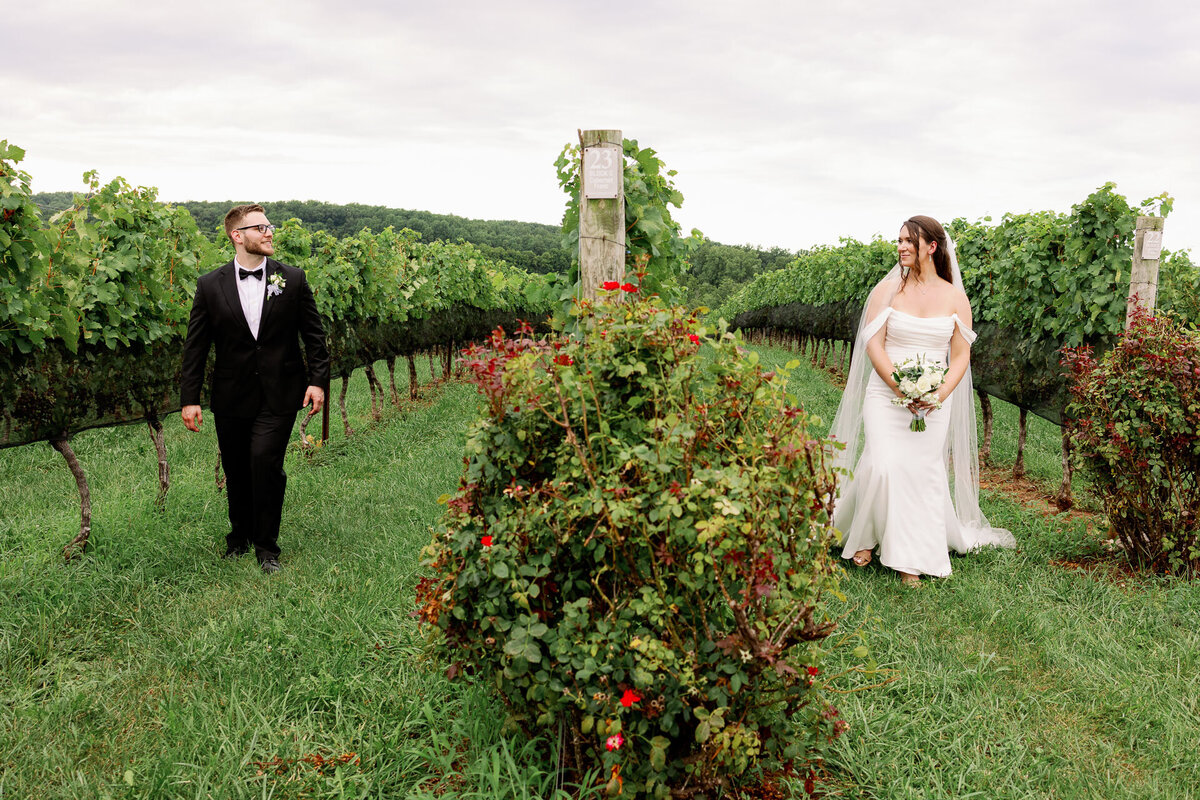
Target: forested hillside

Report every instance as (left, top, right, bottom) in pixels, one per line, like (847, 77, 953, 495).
(681, 241, 796, 310)
(31, 193, 571, 275)
(33, 191, 796, 306)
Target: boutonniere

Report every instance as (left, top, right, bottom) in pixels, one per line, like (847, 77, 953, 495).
(267, 272, 286, 298)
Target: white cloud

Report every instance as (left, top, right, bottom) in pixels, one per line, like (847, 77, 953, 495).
(4, 0, 1198, 254)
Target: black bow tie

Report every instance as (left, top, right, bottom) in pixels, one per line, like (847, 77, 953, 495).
(238, 267, 264, 281)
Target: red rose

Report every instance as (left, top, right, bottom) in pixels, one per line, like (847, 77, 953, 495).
(619, 689, 642, 707)
(807, 666, 819, 676)
(601, 281, 620, 291)
(481, 536, 493, 547)
(554, 353, 574, 366)
(620, 282, 638, 293)
(688, 333, 700, 344)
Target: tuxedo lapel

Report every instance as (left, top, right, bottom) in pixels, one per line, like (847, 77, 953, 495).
(258, 259, 279, 333)
(216, 261, 253, 337)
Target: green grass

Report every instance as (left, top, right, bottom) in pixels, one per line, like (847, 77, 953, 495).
(0, 361, 589, 799)
(752, 345, 1200, 799)
(1, 346, 1197, 799)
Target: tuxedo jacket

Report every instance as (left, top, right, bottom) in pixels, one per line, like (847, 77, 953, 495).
(181, 259, 329, 417)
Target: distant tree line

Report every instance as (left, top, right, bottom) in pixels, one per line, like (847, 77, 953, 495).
(31, 192, 795, 307)
(181, 199, 575, 275)
(32, 194, 571, 275)
(681, 242, 797, 311)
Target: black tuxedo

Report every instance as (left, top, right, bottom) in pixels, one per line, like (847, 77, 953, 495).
(181, 258, 329, 562)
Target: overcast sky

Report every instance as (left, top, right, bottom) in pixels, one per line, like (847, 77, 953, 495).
(5, 1, 1198, 257)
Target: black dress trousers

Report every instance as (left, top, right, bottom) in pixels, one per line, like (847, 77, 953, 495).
(214, 409, 298, 561)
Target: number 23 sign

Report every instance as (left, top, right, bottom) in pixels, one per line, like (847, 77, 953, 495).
(583, 147, 622, 199)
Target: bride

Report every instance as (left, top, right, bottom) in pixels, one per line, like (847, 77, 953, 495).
(829, 215, 1015, 587)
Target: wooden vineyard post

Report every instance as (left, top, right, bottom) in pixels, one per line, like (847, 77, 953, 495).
(1126, 215, 1165, 327)
(321, 379, 330, 443)
(1056, 428, 1073, 511)
(579, 129, 625, 301)
(977, 390, 993, 465)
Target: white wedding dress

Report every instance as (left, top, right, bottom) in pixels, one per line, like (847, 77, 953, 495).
(834, 307, 1014, 577)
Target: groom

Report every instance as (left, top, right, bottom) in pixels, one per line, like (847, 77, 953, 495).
(180, 204, 329, 573)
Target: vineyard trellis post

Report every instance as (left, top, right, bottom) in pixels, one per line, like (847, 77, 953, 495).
(1126, 215, 1165, 327)
(321, 379, 330, 442)
(578, 129, 625, 300)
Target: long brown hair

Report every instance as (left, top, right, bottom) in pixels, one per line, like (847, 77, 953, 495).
(901, 215, 952, 289)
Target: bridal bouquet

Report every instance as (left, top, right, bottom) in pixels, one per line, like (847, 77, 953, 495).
(891, 356, 947, 432)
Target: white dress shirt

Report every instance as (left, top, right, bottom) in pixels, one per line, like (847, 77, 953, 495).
(234, 257, 267, 339)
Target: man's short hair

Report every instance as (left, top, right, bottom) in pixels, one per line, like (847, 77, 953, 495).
(224, 204, 266, 243)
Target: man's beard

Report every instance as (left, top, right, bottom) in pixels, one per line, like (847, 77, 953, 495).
(244, 239, 274, 257)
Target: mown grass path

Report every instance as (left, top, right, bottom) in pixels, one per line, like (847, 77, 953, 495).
(1, 348, 1197, 799)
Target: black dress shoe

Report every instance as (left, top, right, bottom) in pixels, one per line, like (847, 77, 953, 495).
(260, 558, 282, 574)
(224, 545, 250, 559)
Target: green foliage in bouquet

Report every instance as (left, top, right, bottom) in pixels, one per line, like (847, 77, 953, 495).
(1064, 307, 1200, 575)
(417, 295, 852, 797)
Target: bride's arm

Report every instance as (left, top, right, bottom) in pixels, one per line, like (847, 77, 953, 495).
(863, 287, 904, 399)
(935, 292, 974, 404)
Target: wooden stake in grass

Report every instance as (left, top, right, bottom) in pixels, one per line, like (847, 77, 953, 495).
(146, 414, 169, 510)
(1055, 427, 1073, 511)
(1013, 407, 1027, 479)
(978, 390, 993, 465)
(338, 375, 354, 437)
(386, 357, 401, 406)
(408, 355, 419, 400)
(364, 364, 382, 421)
(50, 437, 91, 560)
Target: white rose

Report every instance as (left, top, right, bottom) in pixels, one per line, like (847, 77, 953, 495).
(899, 378, 918, 395)
(916, 373, 936, 394)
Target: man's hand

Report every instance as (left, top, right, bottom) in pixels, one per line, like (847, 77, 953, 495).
(182, 404, 203, 432)
(303, 385, 325, 412)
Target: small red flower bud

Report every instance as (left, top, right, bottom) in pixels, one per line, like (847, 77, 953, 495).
(807, 666, 819, 676)
(481, 535, 493, 547)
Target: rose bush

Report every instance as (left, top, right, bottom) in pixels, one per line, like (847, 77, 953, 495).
(417, 294, 851, 797)
(1064, 307, 1200, 575)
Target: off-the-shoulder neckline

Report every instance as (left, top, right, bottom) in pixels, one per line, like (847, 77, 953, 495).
(888, 306, 959, 321)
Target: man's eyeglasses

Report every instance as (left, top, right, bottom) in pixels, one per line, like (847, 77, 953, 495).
(235, 224, 276, 234)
